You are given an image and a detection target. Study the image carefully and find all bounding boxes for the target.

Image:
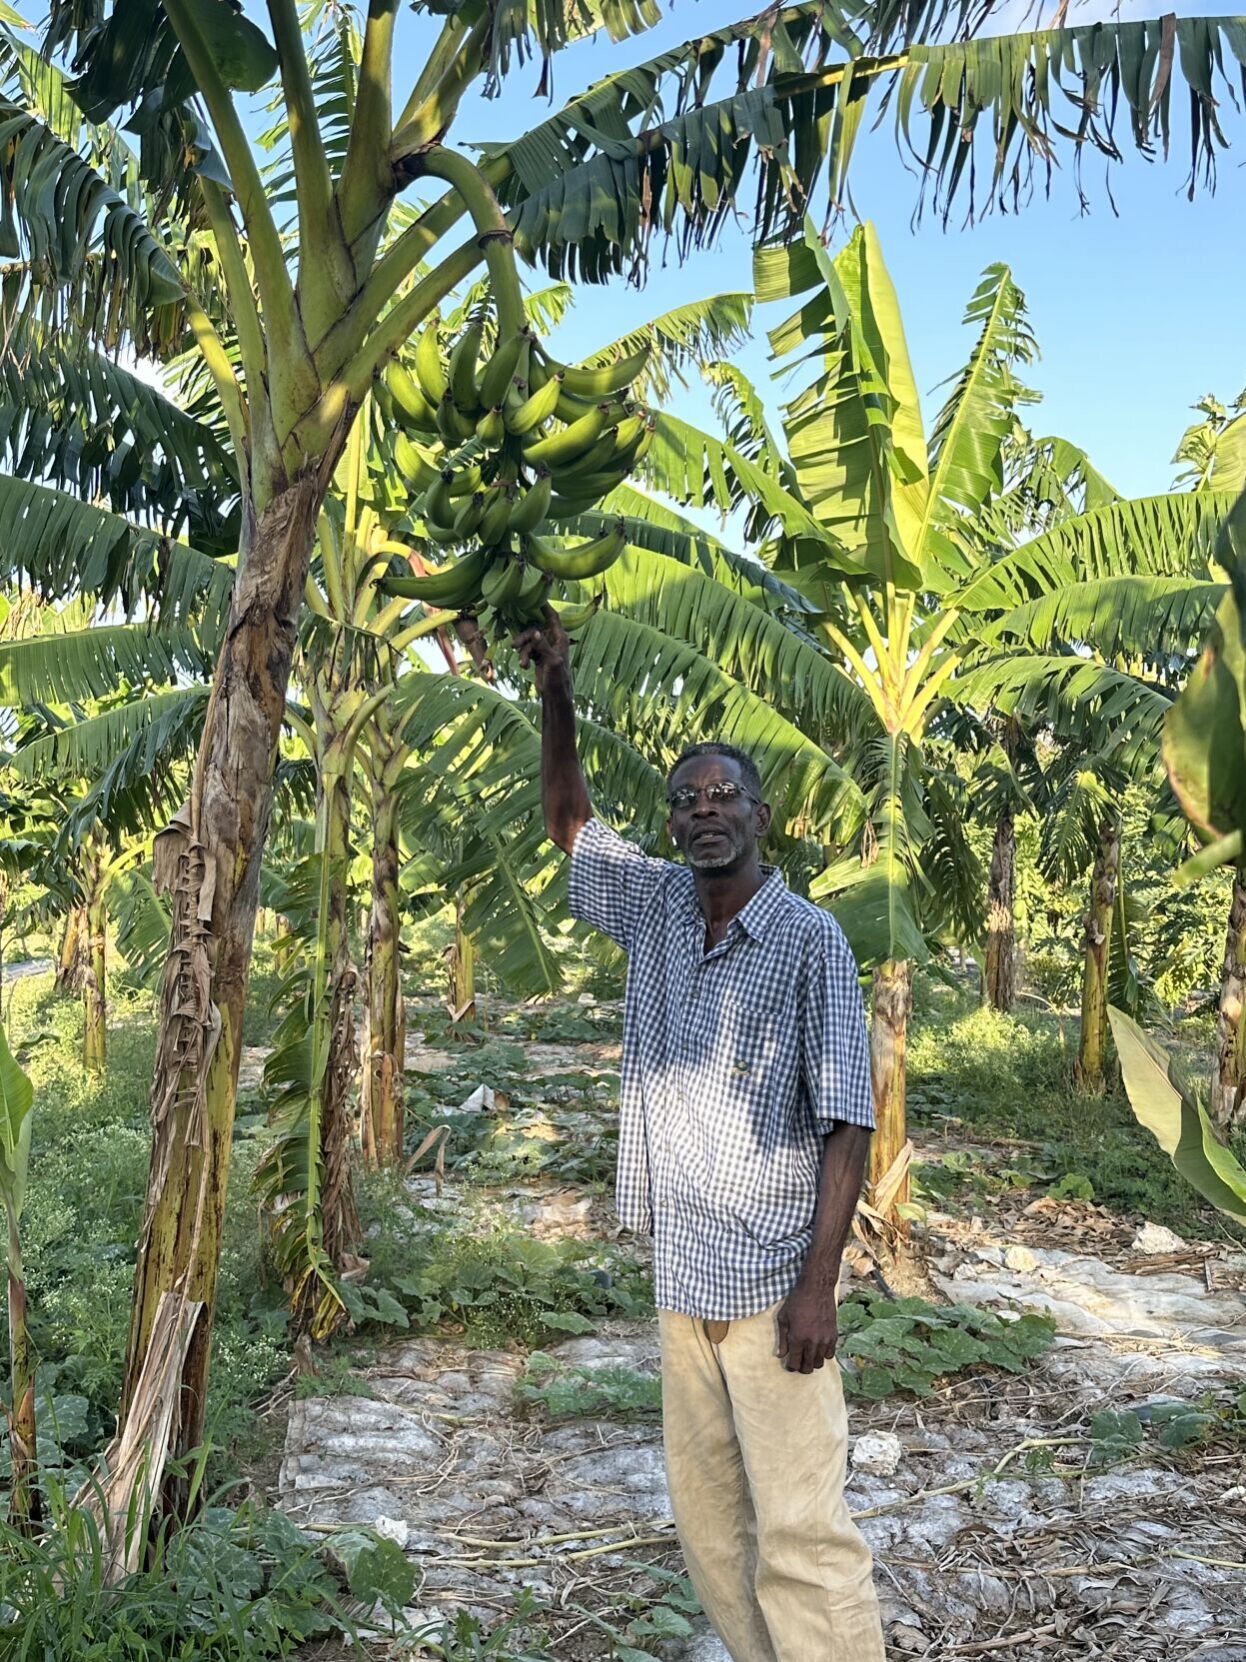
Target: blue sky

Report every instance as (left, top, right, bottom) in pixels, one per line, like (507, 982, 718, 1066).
(387, 1, 1246, 502)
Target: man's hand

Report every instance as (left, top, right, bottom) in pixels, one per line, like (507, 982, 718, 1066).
(776, 1274, 839, 1374)
(514, 607, 571, 698)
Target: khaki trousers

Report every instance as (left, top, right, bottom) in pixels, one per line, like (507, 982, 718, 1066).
(659, 1303, 885, 1662)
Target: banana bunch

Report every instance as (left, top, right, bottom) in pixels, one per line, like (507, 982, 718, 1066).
(377, 317, 654, 633)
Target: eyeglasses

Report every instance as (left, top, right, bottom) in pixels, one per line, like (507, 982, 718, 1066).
(667, 781, 759, 812)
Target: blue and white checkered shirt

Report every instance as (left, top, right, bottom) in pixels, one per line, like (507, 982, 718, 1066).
(568, 816, 875, 1321)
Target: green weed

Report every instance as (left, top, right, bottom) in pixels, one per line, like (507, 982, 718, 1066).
(518, 1353, 661, 1421)
(0, 974, 291, 1484)
(838, 1293, 1055, 1398)
(0, 1500, 361, 1659)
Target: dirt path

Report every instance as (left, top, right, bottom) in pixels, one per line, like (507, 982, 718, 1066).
(271, 1029, 1246, 1659)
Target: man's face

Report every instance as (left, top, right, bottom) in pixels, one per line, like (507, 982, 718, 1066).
(666, 755, 771, 873)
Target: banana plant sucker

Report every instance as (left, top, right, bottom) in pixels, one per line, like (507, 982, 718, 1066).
(77, 829, 146, 1075)
(1075, 815, 1121, 1096)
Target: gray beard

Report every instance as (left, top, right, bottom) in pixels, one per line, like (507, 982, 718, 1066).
(687, 846, 738, 871)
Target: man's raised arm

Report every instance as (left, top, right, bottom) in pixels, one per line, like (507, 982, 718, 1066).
(515, 611, 592, 855)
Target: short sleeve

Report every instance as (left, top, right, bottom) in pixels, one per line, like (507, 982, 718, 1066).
(802, 925, 875, 1133)
(568, 817, 672, 953)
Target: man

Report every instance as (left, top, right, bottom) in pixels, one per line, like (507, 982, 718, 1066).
(516, 612, 886, 1662)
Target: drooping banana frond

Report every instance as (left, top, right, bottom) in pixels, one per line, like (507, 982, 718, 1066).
(0, 327, 238, 550)
(254, 981, 346, 1339)
(920, 759, 985, 943)
(984, 575, 1226, 665)
(4, 684, 208, 784)
(0, 475, 235, 631)
(1037, 763, 1115, 885)
(492, 3, 922, 284)
(897, 19, 1246, 225)
(955, 491, 1240, 614)
(950, 653, 1172, 775)
(0, 621, 216, 707)
(590, 547, 872, 750)
(0, 92, 184, 352)
(812, 729, 929, 966)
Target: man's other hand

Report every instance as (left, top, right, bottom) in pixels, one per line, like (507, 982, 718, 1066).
(776, 1278, 839, 1374)
(514, 607, 571, 697)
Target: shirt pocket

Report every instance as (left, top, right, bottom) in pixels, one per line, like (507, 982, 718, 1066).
(723, 1004, 781, 1090)
(708, 1004, 788, 1177)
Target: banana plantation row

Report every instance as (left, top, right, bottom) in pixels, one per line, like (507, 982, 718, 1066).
(1, 0, 1245, 1543)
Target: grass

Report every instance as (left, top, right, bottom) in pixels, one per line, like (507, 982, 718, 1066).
(1, 971, 291, 1484)
(906, 987, 1238, 1233)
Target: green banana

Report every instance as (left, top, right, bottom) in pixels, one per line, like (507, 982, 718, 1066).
(558, 344, 651, 399)
(436, 389, 477, 444)
(394, 432, 439, 493)
(526, 346, 556, 392)
(482, 553, 525, 609)
(385, 362, 439, 433)
(509, 469, 553, 534)
(477, 331, 525, 412)
(446, 463, 484, 498)
(379, 544, 493, 606)
(514, 560, 549, 614)
(476, 405, 507, 447)
(551, 594, 604, 631)
(522, 404, 608, 469)
(423, 514, 462, 545)
(423, 471, 457, 531)
(505, 370, 565, 437)
(454, 491, 487, 537)
(525, 520, 627, 580)
(414, 321, 447, 406)
(549, 467, 634, 502)
(552, 428, 619, 484)
(554, 386, 634, 426)
(610, 413, 648, 454)
(449, 321, 485, 413)
(479, 484, 514, 546)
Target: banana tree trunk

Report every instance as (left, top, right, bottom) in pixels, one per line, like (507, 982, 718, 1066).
(118, 476, 321, 1497)
(869, 959, 911, 1230)
(55, 905, 87, 995)
(6, 1200, 38, 1532)
(1210, 868, 1246, 1136)
(448, 897, 476, 1024)
(82, 868, 108, 1075)
(361, 780, 404, 1167)
(317, 766, 359, 1276)
(983, 801, 1016, 1013)
(1075, 815, 1120, 1096)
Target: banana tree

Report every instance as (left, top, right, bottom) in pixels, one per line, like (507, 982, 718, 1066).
(6, 0, 1244, 1501)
